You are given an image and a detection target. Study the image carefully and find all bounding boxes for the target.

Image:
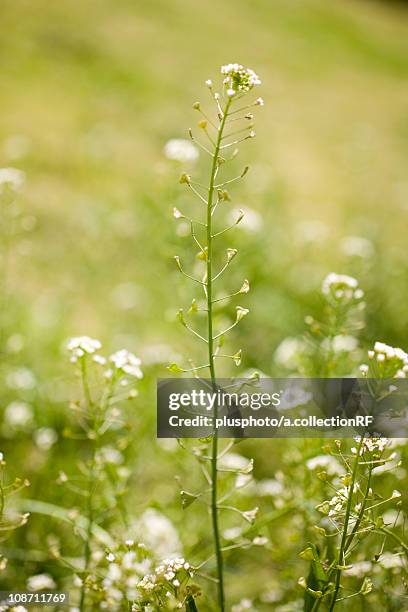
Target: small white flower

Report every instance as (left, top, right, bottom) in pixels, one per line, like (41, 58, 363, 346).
(164, 139, 199, 163)
(360, 364, 369, 375)
(321, 273, 359, 299)
(221, 64, 261, 93)
(109, 349, 143, 379)
(67, 336, 102, 362)
(4, 401, 33, 428)
(0, 167, 25, 192)
(242, 507, 258, 523)
(106, 552, 115, 562)
(253, 536, 268, 546)
(306, 455, 343, 475)
(34, 427, 58, 450)
(27, 573, 56, 591)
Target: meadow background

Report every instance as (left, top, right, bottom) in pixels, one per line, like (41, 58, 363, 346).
(0, 0, 408, 609)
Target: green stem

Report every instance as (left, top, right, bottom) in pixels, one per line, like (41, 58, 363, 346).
(79, 449, 96, 612)
(328, 436, 364, 611)
(79, 360, 100, 612)
(207, 97, 231, 612)
(344, 465, 373, 552)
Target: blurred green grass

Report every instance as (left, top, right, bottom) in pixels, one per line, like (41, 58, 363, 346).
(1, 0, 408, 368)
(0, 0, 408, 607)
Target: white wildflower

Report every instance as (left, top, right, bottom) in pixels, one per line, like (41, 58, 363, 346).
(109, 349, 143, 379)
(221, 64, 261, 93)
(164, 139, 199, 163)
(306, 455, 343, 475)
(67, 336, 102, 362)
(33, 427, 58, 450)
(4, 401, 33, 428)
(274, 337, 304, 369)
(331, 335, 358, 353)
(218, 453, 250, 471)
(0, 167, 25, 192)
(27, 573, 56, 591)
(242, 507, 258, 523)
(257, 479, 284, 497)
(322, 273, 360, 301)
(136, 509, 182, 558)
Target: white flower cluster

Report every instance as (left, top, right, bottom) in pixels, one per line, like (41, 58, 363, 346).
(0, 167, 25, 193)
(67, 336, 102, 362)
(67, 338, 143, 380)
(137, 557, 193, 594)
(221, 63, 261, 96)
(360, 341, 408, 377)
(352, 436, 388, 455)
(164, 139, 198, 163)
(321, 273, 363, 301)
(109, 349, 143, 379)
(156, 557, 193, 583)
(327, 486, 349, 517)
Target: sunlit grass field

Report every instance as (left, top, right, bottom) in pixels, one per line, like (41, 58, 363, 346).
(0, 0, 408, 609)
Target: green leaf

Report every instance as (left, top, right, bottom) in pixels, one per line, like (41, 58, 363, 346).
(167, 363, 184, 373)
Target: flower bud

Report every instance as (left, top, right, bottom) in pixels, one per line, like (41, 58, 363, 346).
(233, 349, 242, 366)
(188, 299, 198, 314)
(179, 172, 191, 185)
(236, 306, 249, 322)
(227, 248, 237, 262)
(176, 309, 186, 327)
(173, 207, 184, 219)
(239, 279, 250, 294)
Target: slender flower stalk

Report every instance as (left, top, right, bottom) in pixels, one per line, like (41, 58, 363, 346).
(328, 435, 364, 611)
(206, 96, 232, 612)
(64, 338, 143, 609)
(171, 64, 263, 610)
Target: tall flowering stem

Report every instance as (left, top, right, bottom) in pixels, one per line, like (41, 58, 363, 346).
(65, 338, 143, 610)
(171, 64, 263, 611)
(328, 435, 364, 611)
(206, 96, 232, 612)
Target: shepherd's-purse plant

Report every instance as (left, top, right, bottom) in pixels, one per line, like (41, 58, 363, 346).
(297, 277, 408, 610)
(58, 337, 143, 611)
(169, 64, 264, 611)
